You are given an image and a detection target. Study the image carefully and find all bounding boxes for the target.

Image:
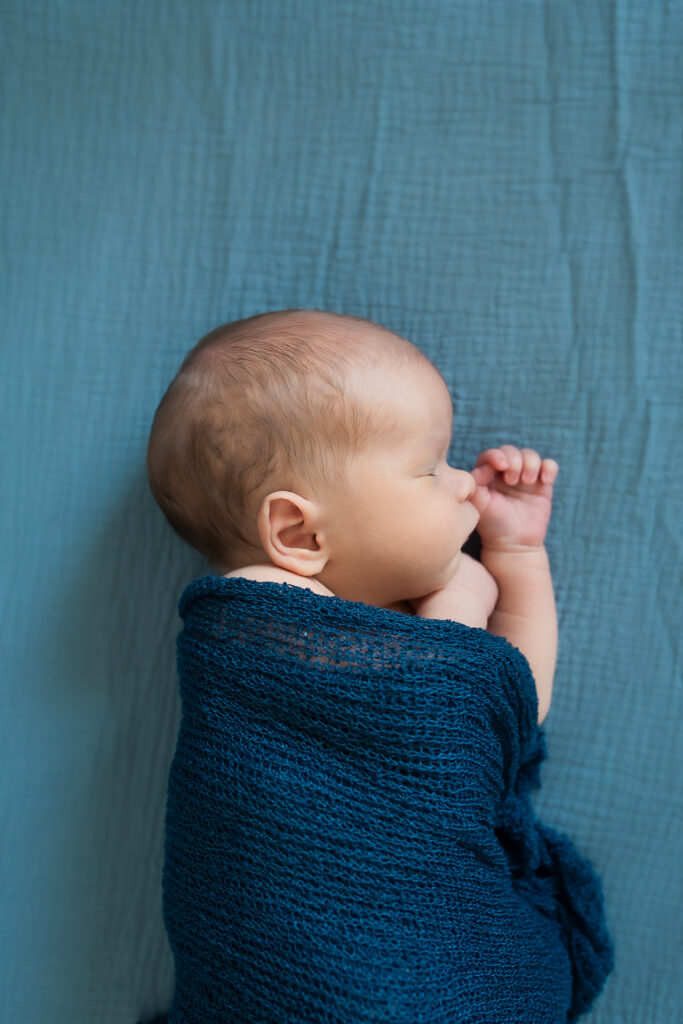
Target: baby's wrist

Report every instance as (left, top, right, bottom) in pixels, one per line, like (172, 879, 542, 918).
(480, 540, 547, 555)
(448, 587, 491, 629)
(481, 543, 549, 567)
(480, 544, 551, 589)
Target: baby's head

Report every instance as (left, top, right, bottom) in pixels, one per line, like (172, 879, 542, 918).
(147, 309, 478, 607)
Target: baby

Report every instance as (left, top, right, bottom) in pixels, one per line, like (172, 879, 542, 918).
(145, 308, 613, 1024)
(148, 306, 559, 722)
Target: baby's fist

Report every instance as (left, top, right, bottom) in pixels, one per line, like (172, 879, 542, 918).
(470, 446, 559, 551)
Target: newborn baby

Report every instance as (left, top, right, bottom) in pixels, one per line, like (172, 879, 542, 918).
(145, 309, 612, 1024)
(148, 308, 559, 720)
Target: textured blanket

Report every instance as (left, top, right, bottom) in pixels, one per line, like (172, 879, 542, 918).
(160, 575, 614, 1023)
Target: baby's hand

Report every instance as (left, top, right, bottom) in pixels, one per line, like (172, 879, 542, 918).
(470, 446, 559, 552)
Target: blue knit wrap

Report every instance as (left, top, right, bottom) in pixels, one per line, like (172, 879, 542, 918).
(161, 575, 614, 1023)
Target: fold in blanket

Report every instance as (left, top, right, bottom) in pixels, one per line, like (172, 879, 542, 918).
(159, 575, 613, 1023)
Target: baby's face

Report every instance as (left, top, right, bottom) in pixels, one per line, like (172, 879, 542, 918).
(316, 361, 479, 607)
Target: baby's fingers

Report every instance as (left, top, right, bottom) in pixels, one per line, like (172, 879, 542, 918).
(474, 448, 510, 474)
(474, 446, 523, 483)
(471, 449, 504, 485)
(519, 449, 542, 484)
(540, 459, 559, 484)
(474, 447, 559, 486)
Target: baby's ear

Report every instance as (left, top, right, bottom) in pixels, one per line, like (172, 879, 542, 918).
(256, 491, 328, 577)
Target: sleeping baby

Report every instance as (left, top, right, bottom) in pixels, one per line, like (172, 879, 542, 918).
(145, 308, 613, 1024)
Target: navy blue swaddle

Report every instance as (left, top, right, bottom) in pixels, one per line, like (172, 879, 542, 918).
(158, 574, 613, 1023)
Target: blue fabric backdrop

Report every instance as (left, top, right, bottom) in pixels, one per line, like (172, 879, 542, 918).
(2, 2, 681, 1021)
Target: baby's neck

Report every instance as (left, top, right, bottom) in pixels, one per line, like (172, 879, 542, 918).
(222, 565, 414, 613)
(222, 564, 336, 598)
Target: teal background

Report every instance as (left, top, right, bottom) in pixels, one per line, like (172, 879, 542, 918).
(2, 2, 681, 1021)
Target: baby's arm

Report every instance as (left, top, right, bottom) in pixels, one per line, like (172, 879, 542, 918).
(480, 545, 557, 724)
(408, 553, 499, 628)
(471, 445, 560, 725)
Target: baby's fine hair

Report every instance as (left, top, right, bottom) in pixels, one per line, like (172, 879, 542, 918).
(146, 308, 428, 572)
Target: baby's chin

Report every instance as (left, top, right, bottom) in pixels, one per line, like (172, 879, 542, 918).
(436, 549, 468, 586)
(449, 548, 466, 572)
(403, 560, 460, 605)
